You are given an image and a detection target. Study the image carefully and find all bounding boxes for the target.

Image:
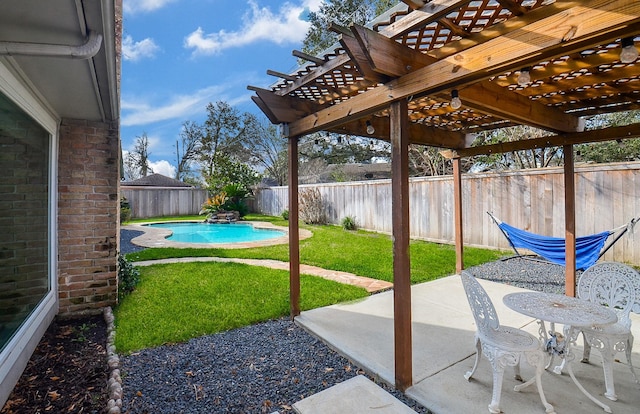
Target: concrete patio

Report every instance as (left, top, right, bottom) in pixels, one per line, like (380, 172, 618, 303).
(294, 275, 640, 413)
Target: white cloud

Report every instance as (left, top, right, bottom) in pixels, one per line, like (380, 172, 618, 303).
(122, 35, 160, 61)
(303, 0, 322, 10)
(149, 160, 177, 178)
(121, 85, 229, 127)
(184, 0, 312, 56)
(123, 0, 178, 14)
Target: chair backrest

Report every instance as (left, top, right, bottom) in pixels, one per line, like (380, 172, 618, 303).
(461, 271, 500, 336)
(578, 262, 639, 329)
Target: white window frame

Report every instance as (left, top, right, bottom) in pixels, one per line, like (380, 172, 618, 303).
(0, 59, 59, 406)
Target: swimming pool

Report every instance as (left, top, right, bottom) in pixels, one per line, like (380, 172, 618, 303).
(145, 222, 285, 244)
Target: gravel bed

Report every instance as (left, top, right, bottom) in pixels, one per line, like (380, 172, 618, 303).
(120, 318, 429, 413)
(466, 256, 572, 295)
(120, 229, 145, 255)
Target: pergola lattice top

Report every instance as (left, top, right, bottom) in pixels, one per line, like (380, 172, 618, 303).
(250, 0, 640, 155)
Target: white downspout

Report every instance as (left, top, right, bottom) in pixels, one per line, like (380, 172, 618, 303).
(0, 31, 102, 59)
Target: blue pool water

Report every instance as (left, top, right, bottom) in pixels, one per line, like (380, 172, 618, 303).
(146, 222, 285, 244)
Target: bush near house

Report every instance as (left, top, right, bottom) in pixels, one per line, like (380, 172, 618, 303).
(120, 197, 131, 223)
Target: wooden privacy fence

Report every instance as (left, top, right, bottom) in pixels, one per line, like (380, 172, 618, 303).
(121, 187, 208, 219)
(252, 162, 640, 265)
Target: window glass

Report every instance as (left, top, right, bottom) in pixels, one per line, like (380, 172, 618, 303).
(0, 92, 50, 352)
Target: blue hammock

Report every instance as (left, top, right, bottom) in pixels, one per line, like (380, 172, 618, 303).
(488, 213, 638, 270)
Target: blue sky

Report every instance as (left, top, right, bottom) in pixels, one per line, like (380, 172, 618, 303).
(121, 0, 323, 177)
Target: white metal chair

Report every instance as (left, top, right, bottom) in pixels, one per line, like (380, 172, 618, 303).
(461, 271, 554, 414)
(574, 262, 639, 401)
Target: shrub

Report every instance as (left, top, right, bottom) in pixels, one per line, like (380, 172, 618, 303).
(120, 197, 131, 223)
(341, 216, 357, 231)
(118, 254, 140, 301)
(224, 199, 249, 217)
(199, 192, 228, 217)
(299, 188, 326, 224)
(281, 210, 289, 220)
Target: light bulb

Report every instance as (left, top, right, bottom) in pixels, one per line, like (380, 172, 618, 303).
(517, 68, 531, 86)
(450, 90, 462, 109)
(620, 37, 638, 63)
(366, 121, 375, 135)
(450, 96, 462, 109)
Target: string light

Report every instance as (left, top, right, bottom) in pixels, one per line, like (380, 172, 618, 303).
(366, 120, 375, 135)
(620, 37, 638, 63)
(517, 67, 531, 86)
(450, 89, 462, 109)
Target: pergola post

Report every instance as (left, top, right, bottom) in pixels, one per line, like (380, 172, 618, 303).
(564, 144, 576, 297)
(453, 157, 464, 273)
(390, 99, 412, 391)
(288, 133, 301, 317)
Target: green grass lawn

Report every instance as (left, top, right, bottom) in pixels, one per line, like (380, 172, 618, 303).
(114, 261, 367, 353)
(117, 213, 506, 352)
(125, 213, 505, 284)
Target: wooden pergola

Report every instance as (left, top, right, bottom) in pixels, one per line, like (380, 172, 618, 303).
(249, 0, 640, 390)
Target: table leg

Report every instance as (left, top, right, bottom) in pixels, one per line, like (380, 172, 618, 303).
(541, 321, 556, 370)
(563, 326, 612, 413)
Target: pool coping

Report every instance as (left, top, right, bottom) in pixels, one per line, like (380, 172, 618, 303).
(123, 221, 312, 249)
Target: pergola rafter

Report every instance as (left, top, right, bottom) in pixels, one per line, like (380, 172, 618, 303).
(248, 0, 640, 391)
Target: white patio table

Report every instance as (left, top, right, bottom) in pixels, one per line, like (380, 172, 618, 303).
(503, 291, 618, 413)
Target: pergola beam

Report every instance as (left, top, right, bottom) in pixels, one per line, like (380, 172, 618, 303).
(247, 86, 326, 124)
(277, 0, 473, 97)
(350, 24, 428, 77)
(426, 1, 584, 61)
(458, 81, 583, 133)
(266, 69, 297, 82)
(339, 31, 390, 83)
(292, 49, 325, 65)
(310, 36, 584, 134)
(441, 123, 640, 158)
(287, 0, 640, 138)
(345, 24, 581, 133)
(328, 116, 469, 148)
(393, 1, 471, 39)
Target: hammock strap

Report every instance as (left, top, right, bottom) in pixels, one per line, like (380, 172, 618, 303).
(598, 217, 640, 260)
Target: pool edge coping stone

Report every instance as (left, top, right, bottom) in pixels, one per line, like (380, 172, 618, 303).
(123, 220, 312, 249)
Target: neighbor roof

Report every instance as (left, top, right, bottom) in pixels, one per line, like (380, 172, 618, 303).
(122, 173, 193, 188)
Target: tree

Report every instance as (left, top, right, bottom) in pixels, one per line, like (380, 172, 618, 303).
(299, 132, 390, 165)
(409, 145, 453, 176)
(123, 133, 153, 180)
(134, 133, 153, 176)
(175, 121, 202, 182)
(245, 122, 288, 186)
(204, 153, 261, 195)
(577, 110, 640, 163)
(471, 125, 562, 171)
(302, 0, 395, 56)
(199, 101, 259, 180)
(122, 151, 141, 181)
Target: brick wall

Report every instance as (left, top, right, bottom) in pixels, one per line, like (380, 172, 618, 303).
(57, 119, 119, 315)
